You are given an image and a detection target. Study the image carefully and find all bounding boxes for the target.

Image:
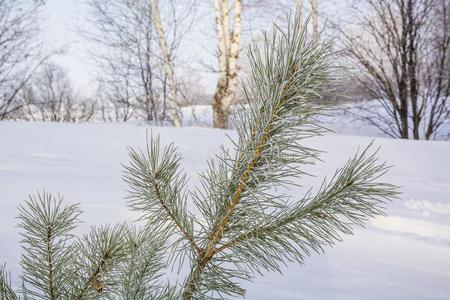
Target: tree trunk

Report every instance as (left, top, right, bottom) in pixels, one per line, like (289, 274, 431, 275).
(406, 0, 420, 140)
(425, 121, 433, 140)
(213, 95, 230, 129)
(296, 0, 302, 18)
(151, 0, 182, 127)
(398, 89, 409, 139)
(227, 0, 241, 98)
(213, 70, 229, 129)
(400, 113, 409, 139)
(211, 0, 241, 129)
(311, 0, 318, 36)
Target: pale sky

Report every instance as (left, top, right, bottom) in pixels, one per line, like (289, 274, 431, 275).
(39, 0, 347, 98)
(40, 0, 222, 98)
(42, 0, 95, 95)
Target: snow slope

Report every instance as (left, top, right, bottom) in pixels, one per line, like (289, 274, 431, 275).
(1, 121, 450, 299)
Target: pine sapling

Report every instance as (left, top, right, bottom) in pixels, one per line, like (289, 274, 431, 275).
(0, 14, 398, 300)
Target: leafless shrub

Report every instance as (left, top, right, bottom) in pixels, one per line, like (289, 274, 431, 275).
(19, 62, 95, 123)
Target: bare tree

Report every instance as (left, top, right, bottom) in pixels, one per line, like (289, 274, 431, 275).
(96, 65, 138, 122)
(0, 0, 45, 120)
(20, 62, 95, 123)
(341, 0, 450, 139)
(212, 0, 242, 129)
(85, 0, 195, 125)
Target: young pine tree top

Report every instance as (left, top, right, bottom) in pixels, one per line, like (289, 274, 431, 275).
(0, 14, 397, 300)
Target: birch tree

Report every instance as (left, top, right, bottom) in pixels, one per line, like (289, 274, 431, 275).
(311, 0, 318, 36)
(85, 0, 195, 124)
(296, 0, 303, 16)
(295, 0, 317, 35)
(212, 0, 242, 129)
(150, 0, 182, 127)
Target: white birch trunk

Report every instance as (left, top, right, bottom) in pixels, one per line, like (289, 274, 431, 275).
(311, 0, 318, 36)
(296, 0, 302, 18)
(223, 0, 241, 109)
(212, 0, 242, 128)
(151, 0, 182, 127)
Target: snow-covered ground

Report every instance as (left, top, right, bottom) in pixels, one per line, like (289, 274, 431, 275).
(181, 103, 450, 140)
(1, 121, 450, 299)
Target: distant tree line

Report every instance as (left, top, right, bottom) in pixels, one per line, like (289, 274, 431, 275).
(0, 1, 95, 123)
(0, 0, 320, 128)
(0, 0, 448, 139)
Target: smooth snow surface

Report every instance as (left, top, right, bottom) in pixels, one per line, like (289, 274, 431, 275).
(1, 121, 449, 299)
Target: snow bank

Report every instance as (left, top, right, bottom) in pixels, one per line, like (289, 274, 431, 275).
(0, 121, 449, 299)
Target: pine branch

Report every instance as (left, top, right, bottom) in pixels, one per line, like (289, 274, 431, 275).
(70, 224, 129, 299)
(150, 284, 178, 300)
(183, 14, 331, 299)
(182, 14, 397, 299)
(212, 145, 397, 271)
(2, 10, 398, 300)
(5, 194, 170, 300)
(110, 227, 171, 300)
(0, 265, 17, 300)
(124, 134, 201, 256)
(199, 21, 329, 242)
(17, 192, 81, 300)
